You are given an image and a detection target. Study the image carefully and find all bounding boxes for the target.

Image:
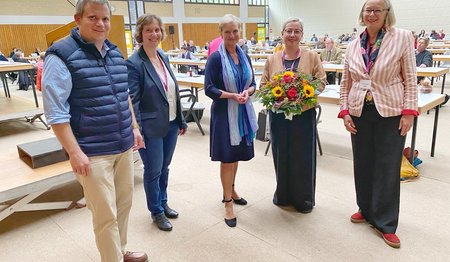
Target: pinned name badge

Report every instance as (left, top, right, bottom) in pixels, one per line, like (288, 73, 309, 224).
(360, 79, 371, 90)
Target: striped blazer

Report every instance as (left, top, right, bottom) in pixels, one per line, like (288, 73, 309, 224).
(339, 27, 418, 117)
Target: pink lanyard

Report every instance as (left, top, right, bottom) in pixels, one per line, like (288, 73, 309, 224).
(281, 48, 301, 71)
(156, 55, 168, 92)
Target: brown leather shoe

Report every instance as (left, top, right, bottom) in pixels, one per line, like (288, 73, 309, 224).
(124, 251, 148, 262)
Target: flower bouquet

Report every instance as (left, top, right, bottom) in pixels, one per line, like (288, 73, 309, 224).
(256, 70, 320, 120)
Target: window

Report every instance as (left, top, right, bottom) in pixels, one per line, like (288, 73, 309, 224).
(143, 0, 172, 2)
(248, 0, 267, 6)
(184, 0, 239, 4)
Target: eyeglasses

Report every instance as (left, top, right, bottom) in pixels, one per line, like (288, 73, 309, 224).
(284, 30, 302, 35)
(364, 9, 389, 15)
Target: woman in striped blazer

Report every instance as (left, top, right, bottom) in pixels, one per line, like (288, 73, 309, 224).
(339, 0, 418, 248)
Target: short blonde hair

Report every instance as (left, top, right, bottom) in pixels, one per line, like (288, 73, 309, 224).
(134, 14, 165, 44)
(358, 0, 396, 30)
(281, 17, 304, 34)
(219, 14, 241, 32)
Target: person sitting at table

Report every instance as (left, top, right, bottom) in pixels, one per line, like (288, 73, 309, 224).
(177, 46, 195, 73)
(320, 37, 343, 84)
(188, 40, 197, 53)
(35, 52, 45, 91)
(178, 46, 195, 60)
(430, 30, 440, 40)
(310, 33, 318, 42)
(0, 51, 8, 61)
(437, 29, 445, 40)
(238, 39, 249, 54)
(418, 29, 426, 38)
(415, 37, 433, 83)
(315, 36, 326, 49)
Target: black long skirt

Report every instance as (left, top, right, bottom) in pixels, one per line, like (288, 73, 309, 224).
(270, 108, 317, 212)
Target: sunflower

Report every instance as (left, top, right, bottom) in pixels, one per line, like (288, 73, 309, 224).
(283, 71, 295, 78)
(303, 85, 315, 98)
(272, 86, 284, 98)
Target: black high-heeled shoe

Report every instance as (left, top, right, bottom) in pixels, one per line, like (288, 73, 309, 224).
(222, 199, 237, 227)
(232, 184, 248, 206)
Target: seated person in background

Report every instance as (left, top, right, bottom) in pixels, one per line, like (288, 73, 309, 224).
(34, 47, 42, 56)
(310, 34, 318, 42)
(438, 29, 445, 40)
(238, 39, 249, 54)
(315, 36, 326, 49)
(416, 37, 433, 82)
(416, 37, 432, 67)
(204, 41, 209, 50)
(320, 38, 342, 84)
(418, 29, 426, 38)
(188, 40, 197, 53)
(430, 30, 440, 40)
(35, 52, 45, 91)
(178, 46, 194, 59)
(178, 46, 195, 73)
(260, 40, 269, 50)
(250, 36, 257, 45)
(0, 51, 8, 61)
(274, 41, 284, 53)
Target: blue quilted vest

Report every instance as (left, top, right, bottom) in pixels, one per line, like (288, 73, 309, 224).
(46, 28, 134, 156)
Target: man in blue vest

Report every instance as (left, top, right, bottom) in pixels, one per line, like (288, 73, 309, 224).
(42, 1, 147, 261)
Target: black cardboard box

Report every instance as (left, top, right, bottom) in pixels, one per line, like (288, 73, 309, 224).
(17, 137, 68, 168)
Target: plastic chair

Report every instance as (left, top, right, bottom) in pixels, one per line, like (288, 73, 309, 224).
(179, 89, 205, 135)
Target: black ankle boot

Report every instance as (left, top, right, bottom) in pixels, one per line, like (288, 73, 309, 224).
(163, 203, 179, 219)
(151, 213, 173, 231)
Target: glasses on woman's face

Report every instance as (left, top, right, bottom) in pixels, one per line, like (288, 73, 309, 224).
(284, 29, 302, 36)
(364, 9, 388, 15)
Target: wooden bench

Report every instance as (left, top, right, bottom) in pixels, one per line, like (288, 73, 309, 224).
(0, 152, 82, 221)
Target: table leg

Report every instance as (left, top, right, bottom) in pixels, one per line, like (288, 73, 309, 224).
(409, 117, 418, 164)
(440, 73, 446, 94)
(1, 73, 11, 98)
(29, 69, 39, 107)
(431, 105, 440, 157)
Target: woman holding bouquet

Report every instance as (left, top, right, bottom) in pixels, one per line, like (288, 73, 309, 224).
(260, 17, 326, 213)
(204, 14, 258, 227)
(339, 0, 417, 248)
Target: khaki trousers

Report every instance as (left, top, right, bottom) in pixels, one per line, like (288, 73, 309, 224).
(76, 148, 134, 262)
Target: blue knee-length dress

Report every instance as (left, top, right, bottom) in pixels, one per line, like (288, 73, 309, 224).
(204, 51, 256, 163)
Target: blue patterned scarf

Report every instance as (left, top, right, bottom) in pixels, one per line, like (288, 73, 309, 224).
(218, 42, 258, 146)
(360, 28, 386, 74)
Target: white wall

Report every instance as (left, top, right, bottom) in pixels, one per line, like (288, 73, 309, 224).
(269, 0, 450, 40)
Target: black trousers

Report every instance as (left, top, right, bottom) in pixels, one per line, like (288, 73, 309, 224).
(351, 105, 405, 233)
(326, 72, 336, 85)
(270, 109, 316, 212)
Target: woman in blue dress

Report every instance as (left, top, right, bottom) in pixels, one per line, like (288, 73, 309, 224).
(204, 14, 258, 228)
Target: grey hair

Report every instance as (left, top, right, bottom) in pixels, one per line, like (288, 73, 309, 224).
(358, 0, 396, 30)
(418, 37, 429, 46)
(219, 14, 241, 32)
(75, 0, 112, 17)
(281, 17, 304, 33)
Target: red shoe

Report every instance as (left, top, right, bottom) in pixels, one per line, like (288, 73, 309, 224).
(350, 212, 366, 223)
(374, 229, 401, 248)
